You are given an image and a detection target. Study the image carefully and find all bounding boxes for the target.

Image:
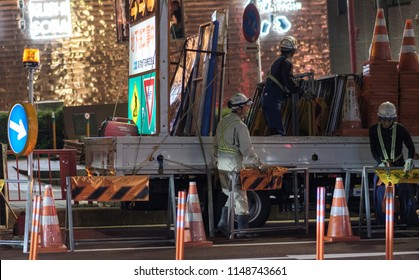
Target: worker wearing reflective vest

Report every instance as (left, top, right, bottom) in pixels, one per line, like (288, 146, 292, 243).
(214, 93, 268, 237)
(262, 35, 301, 136)
(369, 101, 419, 226)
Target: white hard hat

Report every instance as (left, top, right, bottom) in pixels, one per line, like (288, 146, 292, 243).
(227, 93, 253, 110)
(377, 101, 397, 119)
(280, 35, 298, 51)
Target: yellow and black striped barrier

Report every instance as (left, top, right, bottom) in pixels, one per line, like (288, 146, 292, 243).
(70, 175, 149, 202)
(240, 166, 288, 191)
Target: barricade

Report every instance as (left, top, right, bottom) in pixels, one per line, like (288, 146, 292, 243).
(228, 167, 309, 239)
(65, 175, 176, 251)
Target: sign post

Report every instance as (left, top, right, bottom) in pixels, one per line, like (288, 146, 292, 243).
(242, 3, 262, 83)
(19, 48, 40, 253)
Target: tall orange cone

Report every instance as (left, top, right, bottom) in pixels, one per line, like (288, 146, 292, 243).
(40, 185, 67, 251)
(398, 19, 419, 72)
(369, 8, 392, 61)
(184, 182, 212, 247)
(325, 177, 360, 242)
(341, 76, 362, 129)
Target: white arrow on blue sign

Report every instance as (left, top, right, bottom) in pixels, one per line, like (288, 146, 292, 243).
(8, 102, 38, 156)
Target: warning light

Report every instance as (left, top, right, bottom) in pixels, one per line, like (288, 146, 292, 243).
(22, 48, 40, 68)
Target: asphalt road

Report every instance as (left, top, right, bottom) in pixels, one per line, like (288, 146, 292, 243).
(1, 225, 418, 260)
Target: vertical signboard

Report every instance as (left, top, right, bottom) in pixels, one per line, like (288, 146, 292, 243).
(129, 16, 156, 76)
(128, 73, 157, 135)
(128, 1, 157, 135)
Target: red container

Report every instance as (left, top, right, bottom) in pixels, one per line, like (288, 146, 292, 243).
(99, 117, 139, 137)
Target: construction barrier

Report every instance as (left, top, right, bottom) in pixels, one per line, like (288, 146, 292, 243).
(240, 166, 288, 190)
(325, 177, 360, 242)
(70, 175, 150, 202)
(316, 187, 325, 260)
(66, 175, 176, 251)
(175, 191, 186, 260)
(184, 182, 212, 247)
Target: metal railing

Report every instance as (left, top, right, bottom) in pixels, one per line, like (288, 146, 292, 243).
(4, 149, 79, 201)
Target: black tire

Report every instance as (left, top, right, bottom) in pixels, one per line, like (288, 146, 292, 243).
(213, 190, 271, 228)
(247, 191, 271, 228)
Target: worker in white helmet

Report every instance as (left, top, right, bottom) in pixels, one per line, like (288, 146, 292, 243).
(262, 35, 301, 136)
(214, 93, 268, 237)
(369, 101, 419, 226)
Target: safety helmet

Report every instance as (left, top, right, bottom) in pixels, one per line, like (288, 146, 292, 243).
(377, 101, 397, 119)
(227, 93, 253, 110)
(280, 35, 298, 51)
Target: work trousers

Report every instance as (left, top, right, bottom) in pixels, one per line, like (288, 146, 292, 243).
(218, 169, 249, 215)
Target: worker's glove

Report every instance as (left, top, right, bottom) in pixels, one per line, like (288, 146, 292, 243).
(258, 163, 269, 175)
(378, 162, 386, 168)
(404, 158, 414, 173)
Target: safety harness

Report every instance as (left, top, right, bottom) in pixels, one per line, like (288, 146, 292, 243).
(377, 122, 402, 164)
(266, 56, 290, 95)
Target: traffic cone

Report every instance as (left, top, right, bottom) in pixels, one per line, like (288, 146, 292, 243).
(341, 76, 362, 129)
(369, 8, 392, 61)
(324, 177, 360, 242)
(398, 19, 419, 72)
(40, 185, 67, 251)
(184, 182, 212, 247)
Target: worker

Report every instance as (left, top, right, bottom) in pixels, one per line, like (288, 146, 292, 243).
(262, 35, 301, 136)
(369, 101, 419, 227)
(214, 93, 268, 237)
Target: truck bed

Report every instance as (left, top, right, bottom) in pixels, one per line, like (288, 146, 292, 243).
(83, 135, 412, 175)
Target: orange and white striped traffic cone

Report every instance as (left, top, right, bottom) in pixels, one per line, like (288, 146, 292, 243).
(184, 182, 212, 247)
(341, 76, 362, 129)
(325, 177, 360, 242)
(398, 19, 419, 72)
(369, 8, 392, 61)
(40, 185, 67, 251)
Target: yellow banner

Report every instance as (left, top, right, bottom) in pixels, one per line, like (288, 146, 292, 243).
(375, 168, 419, 185)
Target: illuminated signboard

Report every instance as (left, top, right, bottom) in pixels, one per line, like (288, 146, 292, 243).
(129, 16, 156, 76)
(244, 0, 302, 36)
(28, 0, 72, 39)
(128, 72, 157, 135)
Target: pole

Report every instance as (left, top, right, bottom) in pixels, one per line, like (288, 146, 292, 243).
(316, 186, 325, 260)
(23, 68, 35, 253)
(52, 112, 57, 149)
(347, 0, 357, 73)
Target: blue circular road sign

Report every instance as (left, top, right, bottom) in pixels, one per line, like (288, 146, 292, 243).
(242, 3, 261, 43)
(8, 102, 38, 156)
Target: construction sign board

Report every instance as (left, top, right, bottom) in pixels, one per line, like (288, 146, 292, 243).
(70, 175, 149, 202)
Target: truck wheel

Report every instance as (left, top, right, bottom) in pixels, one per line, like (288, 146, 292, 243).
(213, 190, 271, 228)
(247, 191, 271, 228)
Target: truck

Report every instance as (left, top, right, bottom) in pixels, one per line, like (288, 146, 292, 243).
(83, 0, 419, 236)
